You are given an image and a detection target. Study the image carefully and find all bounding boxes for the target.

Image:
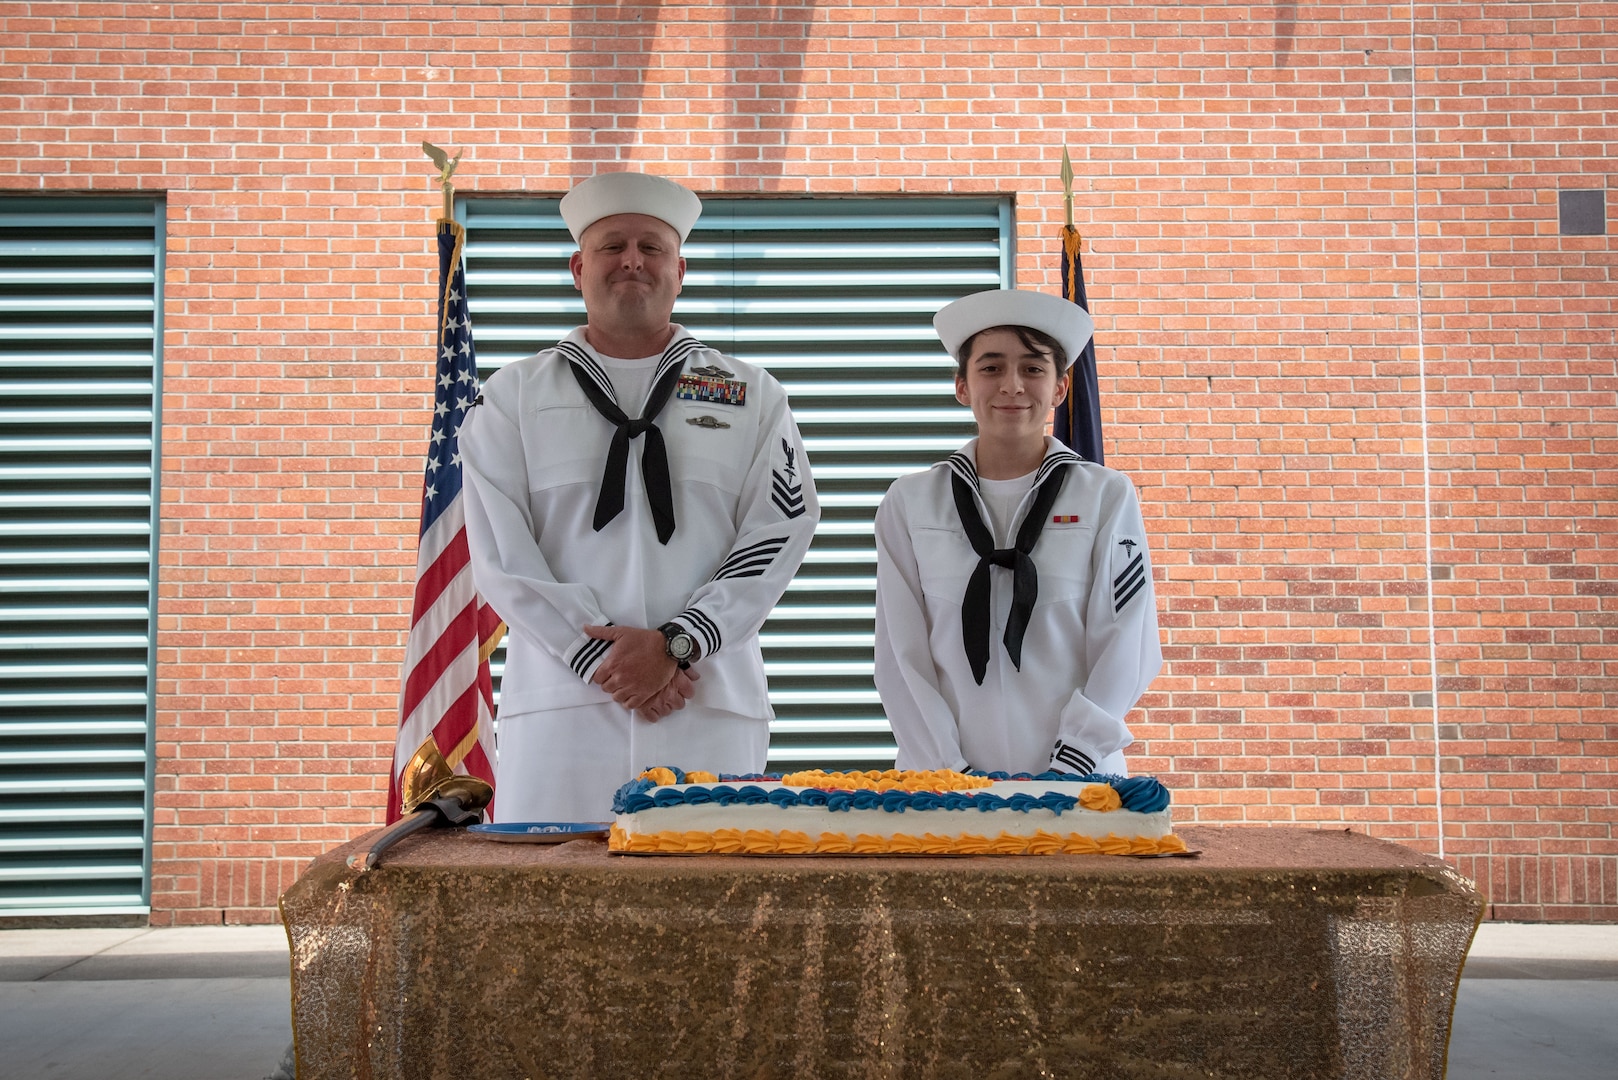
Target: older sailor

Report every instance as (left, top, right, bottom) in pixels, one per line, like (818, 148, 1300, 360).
(874, 289, 1161, 778)
(460, 172, 819, 822)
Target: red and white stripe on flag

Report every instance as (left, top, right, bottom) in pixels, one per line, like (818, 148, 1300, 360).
(388, 511, 501, 822)
(387, 219, 501, 823)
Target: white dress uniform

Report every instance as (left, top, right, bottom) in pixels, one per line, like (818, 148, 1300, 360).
(874, 436, 1161, 777)
(459, 326, 819, 821)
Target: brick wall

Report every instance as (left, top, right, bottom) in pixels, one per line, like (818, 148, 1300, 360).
(2, 2, 1612, 923)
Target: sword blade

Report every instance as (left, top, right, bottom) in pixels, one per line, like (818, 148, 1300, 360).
(347, 809, 437, 871)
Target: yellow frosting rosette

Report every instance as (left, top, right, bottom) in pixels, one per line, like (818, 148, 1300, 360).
(1079, 784, 1122, 812)
(709, 828, 746, 854)
(741, 829, 778, 854)
(640, 766, 679, 787)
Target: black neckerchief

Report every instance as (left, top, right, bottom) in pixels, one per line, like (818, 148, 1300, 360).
(950, 466, 1069, 684)
(559, 335, 702, 545)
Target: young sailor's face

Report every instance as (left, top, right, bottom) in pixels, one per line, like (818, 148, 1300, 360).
(570, 214, 686, 333)
(954, 328, 1070, 439)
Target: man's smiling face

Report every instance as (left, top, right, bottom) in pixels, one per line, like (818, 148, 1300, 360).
(569, 213, 686, 341)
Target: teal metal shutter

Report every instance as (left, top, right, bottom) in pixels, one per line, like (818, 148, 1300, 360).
(0, 198, 163, 917)
(461, 197, 1010, 770)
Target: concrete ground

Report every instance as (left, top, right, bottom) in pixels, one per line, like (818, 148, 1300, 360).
(0, 925, 294, 1080)
(1448, 923, 1618, 1080)
(0, 921, 1613, 1079)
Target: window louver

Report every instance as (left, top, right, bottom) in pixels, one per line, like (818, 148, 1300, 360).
(0, 198, 162, 916)
(462, 197, 1010, 770)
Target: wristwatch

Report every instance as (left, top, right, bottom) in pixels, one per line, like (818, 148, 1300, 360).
(658, 622, 698, 669)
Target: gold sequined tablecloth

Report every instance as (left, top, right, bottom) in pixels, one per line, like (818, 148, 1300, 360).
(279, 825, 1482, 1080)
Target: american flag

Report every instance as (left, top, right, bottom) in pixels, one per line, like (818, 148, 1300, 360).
(387, 219, 503, 823)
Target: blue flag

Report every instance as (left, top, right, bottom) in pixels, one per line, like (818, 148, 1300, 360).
(1052, 226, 1104, 465)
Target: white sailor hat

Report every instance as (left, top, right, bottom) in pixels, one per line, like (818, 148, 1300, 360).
(559, 172, 703, 244)
(933, 289, 1095, 370)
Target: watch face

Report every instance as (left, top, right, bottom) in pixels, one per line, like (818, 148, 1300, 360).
(667, 633, 695, 661)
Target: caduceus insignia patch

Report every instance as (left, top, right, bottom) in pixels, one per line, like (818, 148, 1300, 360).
(1112, 537, 1146, 615)
(772, 438, 805, 519)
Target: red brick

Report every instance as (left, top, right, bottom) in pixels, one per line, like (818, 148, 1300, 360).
(2, 0, 1611, 922)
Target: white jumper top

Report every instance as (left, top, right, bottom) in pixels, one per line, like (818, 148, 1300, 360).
(874, 437, 1162, 776)
(459, 326, 820, 721)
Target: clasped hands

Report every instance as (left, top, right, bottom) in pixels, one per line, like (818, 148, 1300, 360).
(584, 624, 698, 721)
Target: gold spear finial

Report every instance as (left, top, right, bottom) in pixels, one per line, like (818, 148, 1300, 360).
(421, 141, 463, 221)
(1060, 146, 1075, 233)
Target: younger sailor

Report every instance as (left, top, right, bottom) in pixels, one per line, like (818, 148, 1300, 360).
(874, 289, 1162, 777)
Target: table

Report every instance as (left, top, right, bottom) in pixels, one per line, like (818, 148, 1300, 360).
(280, 826, 1482, 1079)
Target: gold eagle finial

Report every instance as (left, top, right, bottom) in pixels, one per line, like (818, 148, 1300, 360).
(421, 141, 463, 219)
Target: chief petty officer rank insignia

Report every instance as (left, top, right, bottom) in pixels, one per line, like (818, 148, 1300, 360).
(676, 365, 747, 407)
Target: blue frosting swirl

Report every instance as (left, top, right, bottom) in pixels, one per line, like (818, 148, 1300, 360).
(611, 777, 658, 814)
(1112, 776, 1171, 813)
(881, 790, 912, 813)
(624, 793, 656, 813)
(849, 790, 883, 811)
(1036, 793, 1079, 816)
